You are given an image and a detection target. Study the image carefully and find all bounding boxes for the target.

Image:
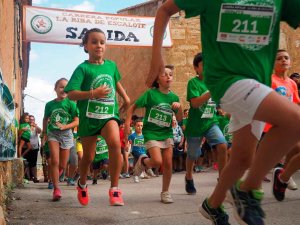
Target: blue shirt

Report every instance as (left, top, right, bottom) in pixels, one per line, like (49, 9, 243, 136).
(128, 132, 146, 155)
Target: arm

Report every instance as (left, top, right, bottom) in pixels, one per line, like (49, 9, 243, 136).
(146, 0, 180, 87)
(125, 103, 137, 139)
(116, 82, 131, 113)
(174, 104, 183, 124)
(190, 92, 211, 108)
(68, 85, 111, 101)
(56, 117, 79, 131)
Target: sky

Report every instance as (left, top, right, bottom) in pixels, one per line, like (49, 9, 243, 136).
(24, 0, 148, 127)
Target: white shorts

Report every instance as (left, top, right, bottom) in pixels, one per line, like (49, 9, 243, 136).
(145, 138, 174, 150)
(220, 79, 273, 140)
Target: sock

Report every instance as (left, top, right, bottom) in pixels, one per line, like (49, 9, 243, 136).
(78, 179, 87, 189)
(111, 186, 118, 190)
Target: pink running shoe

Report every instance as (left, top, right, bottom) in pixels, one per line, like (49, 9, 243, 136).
(53, 188, 62, 201)
(77, 184, 89, 206)
(109, 188, 124, 206)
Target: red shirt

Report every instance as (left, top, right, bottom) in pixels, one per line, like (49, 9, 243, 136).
(119, 128, 125, 148)
(264, 74, 300, 132)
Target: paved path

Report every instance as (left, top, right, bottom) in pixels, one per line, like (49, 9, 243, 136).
(7, 170, 300, 225)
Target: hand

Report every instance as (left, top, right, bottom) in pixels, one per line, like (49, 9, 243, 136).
(146, 56, 165, 87)
(93, 85, 111, 99)
(172, 102, 181, 110)
(55, 122, 66, 130)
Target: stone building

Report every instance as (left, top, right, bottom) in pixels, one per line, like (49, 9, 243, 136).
(0, 0, 31, 221)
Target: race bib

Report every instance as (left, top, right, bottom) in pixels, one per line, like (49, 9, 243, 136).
(86, 98, 114, 119)
(133, 138, 144, 147)
(201, 98, 216, 119)
(96, 145, 108, 155)
(148, 108, 172, 127)
(217, 4, 274, 45)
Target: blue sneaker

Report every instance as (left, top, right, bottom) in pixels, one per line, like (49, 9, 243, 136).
(200, 198, 230, 225)
(48, 182, 54, 189)
(185, 177, 196, 195)
(230, 181, 265, 225)
(67, 178, 75, 186)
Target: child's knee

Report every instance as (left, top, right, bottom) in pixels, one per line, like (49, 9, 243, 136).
(152, 158, 162, 168)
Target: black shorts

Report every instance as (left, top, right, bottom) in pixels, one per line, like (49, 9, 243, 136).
(92, 159, 109, 170)
(173, 143, 184, 157)
(23, 149, 39, 168)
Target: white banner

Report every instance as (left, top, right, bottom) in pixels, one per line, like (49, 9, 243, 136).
(23, 6, 172, 47)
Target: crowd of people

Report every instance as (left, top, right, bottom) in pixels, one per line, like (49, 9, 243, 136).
(17, 0, 300, 224)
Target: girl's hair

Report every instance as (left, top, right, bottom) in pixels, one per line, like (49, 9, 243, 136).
(80, 28, 106, 53)
(151, 64, 174, 88)
(20, 112, 29, 123)
(54, 78, 68, 89)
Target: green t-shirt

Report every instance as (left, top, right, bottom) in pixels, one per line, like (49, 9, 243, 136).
(64, 60, 121, 137)
(93, 136, 109, 162)
(19, 123, 31, 140)
(135, 88, 180, 143)
(185, 77, 218, 137)
(217, 115, 232, 143)
(175, 0, 300, 103)
(44, 98, 78, 132)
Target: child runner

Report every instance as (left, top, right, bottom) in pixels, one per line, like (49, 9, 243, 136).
(127, 118, 146, 183)
(92, 136, 109, 185)
(172, 116, 184, 173)
(147, 0, 300, 224)
(18, 113, 32, 158)
(125, 65, 183, 203)
(43, 78, 79, 201)
(216, 107, 232, 156)
(65, 28, 130, 206)
(184, 53, 227, 195)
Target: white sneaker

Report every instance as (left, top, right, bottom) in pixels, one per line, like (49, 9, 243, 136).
(161, 191, 174, 204)
(133, 176, 139, 183)
(140, 171, 149, 179)
(287, 177, 298, 190)
(146, 168, 156, 177)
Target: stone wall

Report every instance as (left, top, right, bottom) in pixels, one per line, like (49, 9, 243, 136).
(108, 1, 300, 117)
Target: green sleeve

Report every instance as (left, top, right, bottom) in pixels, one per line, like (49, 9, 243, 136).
(174, 0, 206, 18)
(65, 65, 85, 92)
(44, 101, 51, 118)
(281, 0, 300, 29)
(135, 90, 149, 108)
(187, 79, 205, 101)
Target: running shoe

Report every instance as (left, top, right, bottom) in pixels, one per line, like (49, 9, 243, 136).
(200, 198, 230, 225)
(53, 188, 62, 201)
(48, 181, 54, 189)
(161, 191, 174, 204)
(67, 178, 75, 186)
(287, 177, 298, 190)
(230, 181, 265, 225)
(77, 179, 89, 206)
(272, 167, 288, 201)
(133, 176, 139, 183)
(92, 179, 97, 185)
(101, 170, 108, 180)
(185, 176, 196, 195)
(109, 188, 124, 206)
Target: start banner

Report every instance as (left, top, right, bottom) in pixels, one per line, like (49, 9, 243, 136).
(23, 5, 172, 47)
